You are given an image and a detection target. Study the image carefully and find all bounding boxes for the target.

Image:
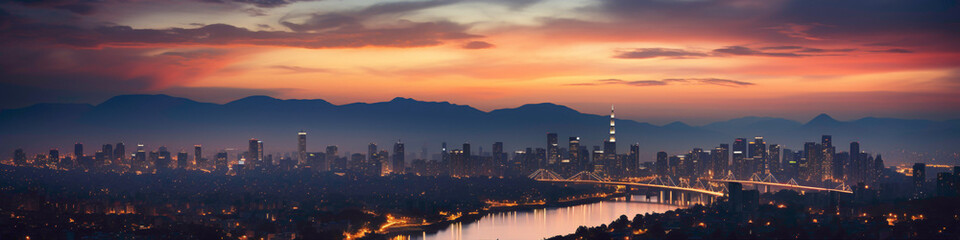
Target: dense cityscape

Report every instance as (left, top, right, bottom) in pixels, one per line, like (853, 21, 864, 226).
(2, 108, 958, 239)
(1, 0, 958, 239)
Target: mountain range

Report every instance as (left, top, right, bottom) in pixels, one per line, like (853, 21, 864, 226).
(2, 94, 958, 165)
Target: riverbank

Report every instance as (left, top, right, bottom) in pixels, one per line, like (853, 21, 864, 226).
(382, 192, 664, 237)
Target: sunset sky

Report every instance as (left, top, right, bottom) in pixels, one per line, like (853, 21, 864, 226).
(1, 0, 958, 124)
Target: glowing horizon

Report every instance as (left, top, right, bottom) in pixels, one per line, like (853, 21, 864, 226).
(1, 0, 958, 125)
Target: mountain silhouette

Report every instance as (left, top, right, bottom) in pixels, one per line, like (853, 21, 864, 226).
(1, 95, 956, 165)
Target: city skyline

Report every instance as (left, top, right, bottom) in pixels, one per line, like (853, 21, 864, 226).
(2, 94, 957, 166)
(1, 1, 959, 239)
(1, 1, 958, 124)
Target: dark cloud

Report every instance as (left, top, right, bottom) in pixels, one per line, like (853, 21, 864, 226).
(568, 78, 754, 87)
(613, 48, 708, 59)
(8, 0, 98, 14)
(760, 46, 804, 50)
(713, 46, 804, 57)
(0, 21, 479, 49)
(462, 41, 494, 49)
(871, 48, 914, 53)
(614, 45, 866, 59)
(574, 0, 960, 51)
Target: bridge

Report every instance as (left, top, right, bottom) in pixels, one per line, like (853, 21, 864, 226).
(529, 169, 725, 205)
(707, 172, 853, 194)
(529, 169, 852, 205)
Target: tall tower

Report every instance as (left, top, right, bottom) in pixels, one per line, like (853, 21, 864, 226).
(393, 140, 405, 174)
(546, 133, 559, 165)
(603, 105, 617, 160)
(609, 105, 616, 143)
(298, 131, 307, 166)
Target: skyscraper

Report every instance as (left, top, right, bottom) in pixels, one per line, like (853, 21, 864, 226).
(656, 151, 668, 176)
(802, 142, 820, 181)
(463, 143, 472, 174)
(325, 145, 338, 171)
(248, 139, 261, 166)
(114, 143, 125, 163)
(157, 146, 171, 170)
(603, 105, 617, 161)
(75, 142, 84, 158)
(257, 140, 264, 165)
(768, 144, 781, 174)
(913, 163, 926, 199)
(13, 148, 26, 165)
(194, 145, 203, 166)
(102, 144, 114, 163)
(177, 151, 188, 169)
(568, 137, 581, 168)
(628, 143, 640, 176)
(136, 144, 146, 166)
(368, 143, 378, 162)
(48, 149, 59, 165)
(850, 141, 861, 182)
(393, 141, 405, 174)
(732, 138, 746, 178)
(547, 133, 559, 165)
(821, 135, 835, 181)
(493, 142, 504, 175)
(713, 144, 729, 178)
(748, 136, 766, 175)
(298, 131, 307, 166)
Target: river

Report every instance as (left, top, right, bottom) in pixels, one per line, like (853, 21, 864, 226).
(398, 195, 679, 240)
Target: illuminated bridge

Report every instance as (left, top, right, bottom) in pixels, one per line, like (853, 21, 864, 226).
(706, 172, 853, 194)
(529, 169, 852, 205)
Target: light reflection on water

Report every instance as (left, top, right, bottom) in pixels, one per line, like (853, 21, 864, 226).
(403, 195, 679, 240)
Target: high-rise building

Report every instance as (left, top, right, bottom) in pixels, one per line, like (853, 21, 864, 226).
(820, 135, 835, 181)
(194, 145, 203, 166)
(628, 143, 640, 176)
(325, 145, 338, 172)
(493, 142, 504, 175)
(546, 133, 559, 165)
(449, 149, 465, 176)
(136, 144, 146, 166)
(732, 138, 746, 178)
(714, 144, 729, 178)
(656, 151, 668, 176)
(157, 146, 171, 170)
(13, 148, 26, 165)
(568, 137, 581, 168)
(802, 142, 820, 181)
(298, 131, 307, 166)
(368, 143, 378, 162)
(603, 106, 617, 160)
(75, 142, 84, 158)
(393, 141, 405, 174)
(850, 141, 861, 181)
(114, 143, 125, 163)
(48, 149, 60, 165)
(748, 137, 766, 175)
(102, 144, 114, 163)
(768, 144, 781, 174)
(215, 151, 228, 170)
(936, 172, 956, 197)
(913, 163, 926, 199)
(247, 139, 261, 165)
(257, 140, 264, 165)
(177, 151, 189, 169)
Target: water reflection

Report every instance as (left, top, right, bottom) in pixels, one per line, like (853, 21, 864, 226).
(405, 195, 678, 240)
